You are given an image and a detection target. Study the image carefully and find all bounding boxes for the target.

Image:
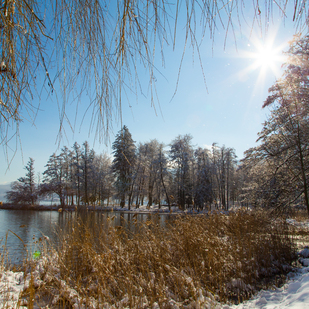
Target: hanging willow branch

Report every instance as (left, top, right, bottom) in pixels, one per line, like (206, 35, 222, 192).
(0, 0, 308, 151)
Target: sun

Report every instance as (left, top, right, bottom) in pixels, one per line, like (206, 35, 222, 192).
(245, 33, 288, 78)
(235, 30, 289, 92)
(254, 44, 281, 69)
(232, 30, 289, 99)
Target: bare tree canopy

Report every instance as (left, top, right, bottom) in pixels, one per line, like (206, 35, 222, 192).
(1, 0, 308, 149)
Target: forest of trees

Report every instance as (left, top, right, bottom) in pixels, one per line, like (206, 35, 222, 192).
(5, 131, 239, 211)
(5, 34, 309, 215)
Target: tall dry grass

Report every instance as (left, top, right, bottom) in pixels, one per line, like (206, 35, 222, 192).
(5, 210, 297, 308)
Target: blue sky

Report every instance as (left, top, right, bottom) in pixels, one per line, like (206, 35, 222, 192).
(0, 3, 304, 185)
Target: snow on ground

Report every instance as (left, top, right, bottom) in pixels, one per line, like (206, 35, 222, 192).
(102, 204, 190, 213)
(287, 218, 309, 230)
(225, 264, 309, 309)
(1, 250, 309, 308)
(102, 204, 213, 214)
(0, 270, 26, 309)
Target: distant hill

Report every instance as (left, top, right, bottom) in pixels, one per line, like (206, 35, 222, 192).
(0, 183, 11, 202)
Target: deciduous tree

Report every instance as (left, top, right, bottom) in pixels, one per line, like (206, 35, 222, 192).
(241, 34, 309, 215)
(170, 134, 194, 209)
(6, 158, 38, 205)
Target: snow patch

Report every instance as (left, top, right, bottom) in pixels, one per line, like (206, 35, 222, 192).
(299, 247, 309, 258)
(0, 270, 26, 309)
(228, 266, 309, 309)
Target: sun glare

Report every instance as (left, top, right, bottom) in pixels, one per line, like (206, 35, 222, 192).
(254, 45, 280, 69)
(232, 30, 289, 100)
(246, 33, 288, 78)
(238, 31, 288, 87)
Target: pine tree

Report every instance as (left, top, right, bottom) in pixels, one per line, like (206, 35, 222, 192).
(112, 126, 136, 208)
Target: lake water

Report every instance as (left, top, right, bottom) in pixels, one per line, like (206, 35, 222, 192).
(0, 209, 173, 265)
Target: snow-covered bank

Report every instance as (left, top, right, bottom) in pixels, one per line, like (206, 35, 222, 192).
(100, 204, 185, 213)
(0, 270, 26, 309)
(99, 204, 221, 214)
(1, 248, 308, 309)
(226, 254, 309, 309)
(222, 230, 309, 309)
(1, 201, 227, 213)
(287, 218, 309, 230)
(0, 262, 308, 308)
(0, 203, 202, 213)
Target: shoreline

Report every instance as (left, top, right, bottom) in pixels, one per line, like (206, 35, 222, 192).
(0, 203, 196, 214)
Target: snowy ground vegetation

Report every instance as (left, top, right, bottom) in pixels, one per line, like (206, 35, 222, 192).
(1, 210, 306, 308)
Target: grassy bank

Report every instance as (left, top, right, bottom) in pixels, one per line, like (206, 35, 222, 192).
(1, 210, 297, 308)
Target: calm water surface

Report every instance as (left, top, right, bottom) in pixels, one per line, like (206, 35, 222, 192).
(0, 209, 172, 265)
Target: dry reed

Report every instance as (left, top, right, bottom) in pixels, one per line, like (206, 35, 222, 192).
(3, 210, 297, 308)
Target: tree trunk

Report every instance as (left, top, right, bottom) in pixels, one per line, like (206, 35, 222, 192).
(148, 185, 153, 206)
(296, 124, 309, 216)
(135, 195, 139, 208)
(160, 171, 170, 210)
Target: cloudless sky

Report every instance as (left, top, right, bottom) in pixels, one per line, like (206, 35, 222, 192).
(0, 2, 305, 186)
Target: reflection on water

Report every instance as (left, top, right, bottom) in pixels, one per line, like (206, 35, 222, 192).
(0, 209, 173, 265)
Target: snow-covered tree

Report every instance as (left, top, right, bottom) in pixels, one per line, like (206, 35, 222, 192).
(210, 144, 237, 210)
(6, 158, 38, 205)
(42, 153, 66, 207)
(193, 147, 213, 210)
(72, 142, 82, 206)
(92, 154, 114, 206)
(157, 143, 171, 208)
(112, 126, 136, 208)
(133, 142, 149, 207)
(170, 134, 194, 209)
(80, 141, 95, 206)
(241, 34, 309, 215)
(132, 139, 165, 208)
(59, 146, 75, 206)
